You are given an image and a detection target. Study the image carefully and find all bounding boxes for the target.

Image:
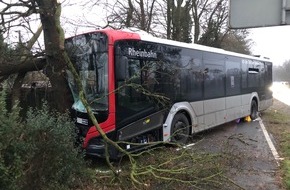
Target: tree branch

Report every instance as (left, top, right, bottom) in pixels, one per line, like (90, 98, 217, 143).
(0, 57, 46, 77)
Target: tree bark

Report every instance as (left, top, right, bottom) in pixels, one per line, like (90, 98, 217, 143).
(35, 0, 72, 112)
(0, 58, 46, 77)
(126, 0, 134, 27)
(167, 0, 173, 39)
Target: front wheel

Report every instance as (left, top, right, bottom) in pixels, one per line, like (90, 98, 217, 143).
(250, 100, 258, 120)
(171, 113, 190, 145)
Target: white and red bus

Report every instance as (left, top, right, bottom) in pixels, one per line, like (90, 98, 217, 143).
(65, 28, 273, 158)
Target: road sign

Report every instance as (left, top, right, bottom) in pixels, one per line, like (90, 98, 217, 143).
(229, 0, 290, 29)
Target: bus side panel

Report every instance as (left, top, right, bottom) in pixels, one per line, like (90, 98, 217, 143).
(189, 93, 256, 133)
(225, 95, 242, 122)
(204, 98, 226, 126)
(204, 98, 226, 114)
(117, 110, 165, 141)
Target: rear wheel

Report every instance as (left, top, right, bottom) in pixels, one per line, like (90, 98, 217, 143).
(250, 100, 258, 120)
(171, 113, 190, 144)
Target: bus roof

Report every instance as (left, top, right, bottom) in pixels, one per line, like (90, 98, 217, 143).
(84, 28, 272, 63)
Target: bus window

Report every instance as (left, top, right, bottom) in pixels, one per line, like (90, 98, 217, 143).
(116, 59, 158, 126)
(203, 52, 225, 99)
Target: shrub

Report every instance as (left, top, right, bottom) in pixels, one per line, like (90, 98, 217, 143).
(0, 89, 26, 189)
(0, 90, 94, 190)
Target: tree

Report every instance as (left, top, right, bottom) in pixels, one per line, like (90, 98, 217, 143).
(92, 0, 158, 33)
(0, 0, 72, 112)
(221, 30, 251, 54)
(35, 0, 73, 112)
(167, 0, 193, 42)
(273, 60, 290, 82)
(196, 0, 227, 47)
(90, 0, 251, 50)
(191, 0, 251, 53)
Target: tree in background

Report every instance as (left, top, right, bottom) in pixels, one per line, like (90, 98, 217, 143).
(194, 0, 251, 54)
(89, 0, 157, 33)
(273, 60, 290, 82)
(167, 0, 193, 42)
(221, 30, 252, 54)
(88, 0, 251, 53)
(196, 0, 227, 47)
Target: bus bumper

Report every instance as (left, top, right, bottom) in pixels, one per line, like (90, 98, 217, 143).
(86, 143, 106, 157)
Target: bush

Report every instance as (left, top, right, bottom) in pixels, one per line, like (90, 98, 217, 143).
(0, 90, 94, 190)
(0, 90, 26, 189)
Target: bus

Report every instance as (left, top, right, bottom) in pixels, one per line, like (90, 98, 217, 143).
(65, 28, 273, 158)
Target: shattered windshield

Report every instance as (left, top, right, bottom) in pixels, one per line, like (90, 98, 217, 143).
(65, 33, 108, 112)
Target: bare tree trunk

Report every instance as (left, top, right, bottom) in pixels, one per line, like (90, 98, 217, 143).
(192, 0, 200, 43)
(167, 0, 173, 39)
(35, 0, 72, 112)
(172, 0, 182, 41)
(139, 0, 146, 30)
(126, 0, 134, 27)
(146, 0, 156, 32)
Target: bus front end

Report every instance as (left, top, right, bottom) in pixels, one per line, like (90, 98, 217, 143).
(65, 31, 118, 158)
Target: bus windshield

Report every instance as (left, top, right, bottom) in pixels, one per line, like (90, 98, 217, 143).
(65, 33, 108, 112)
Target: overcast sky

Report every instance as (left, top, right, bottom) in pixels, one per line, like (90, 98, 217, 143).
(250, 25, 290, 66)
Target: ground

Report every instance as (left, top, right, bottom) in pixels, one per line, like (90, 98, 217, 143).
(90, 99, 289, 190)
(262, 99, 290, 190)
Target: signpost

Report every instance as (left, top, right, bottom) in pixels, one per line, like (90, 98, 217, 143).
(229, 0, 290, 28)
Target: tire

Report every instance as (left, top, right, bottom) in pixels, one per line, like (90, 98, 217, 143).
(171, 113, 190, 144)
(250, 100, 258, 120)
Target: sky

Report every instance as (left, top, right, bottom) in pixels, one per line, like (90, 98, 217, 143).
(250, 25, 290, 66)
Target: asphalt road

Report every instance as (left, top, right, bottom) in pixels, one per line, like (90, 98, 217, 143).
(190, 118, 281, 190)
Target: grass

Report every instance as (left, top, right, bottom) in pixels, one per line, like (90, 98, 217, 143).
(262, 101, 290, 190)
(281, 131, 290, 189)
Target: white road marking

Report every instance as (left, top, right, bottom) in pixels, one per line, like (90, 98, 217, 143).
(257, 117, 283, 166)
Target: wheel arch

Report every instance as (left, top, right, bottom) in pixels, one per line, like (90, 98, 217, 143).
(249, 92, 260, 111)
(162, 102, 196, 142)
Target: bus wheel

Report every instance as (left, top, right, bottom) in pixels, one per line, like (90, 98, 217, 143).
(250, 100, 258, 120)
(171, 113, 190, 145)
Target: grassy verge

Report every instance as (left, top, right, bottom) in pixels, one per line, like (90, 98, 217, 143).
(262, 100, 290, 189)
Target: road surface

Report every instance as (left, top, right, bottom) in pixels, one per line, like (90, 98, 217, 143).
(190, 118, 281, 189)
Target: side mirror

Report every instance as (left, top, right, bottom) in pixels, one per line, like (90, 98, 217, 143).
(116, 56, 129, 81)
